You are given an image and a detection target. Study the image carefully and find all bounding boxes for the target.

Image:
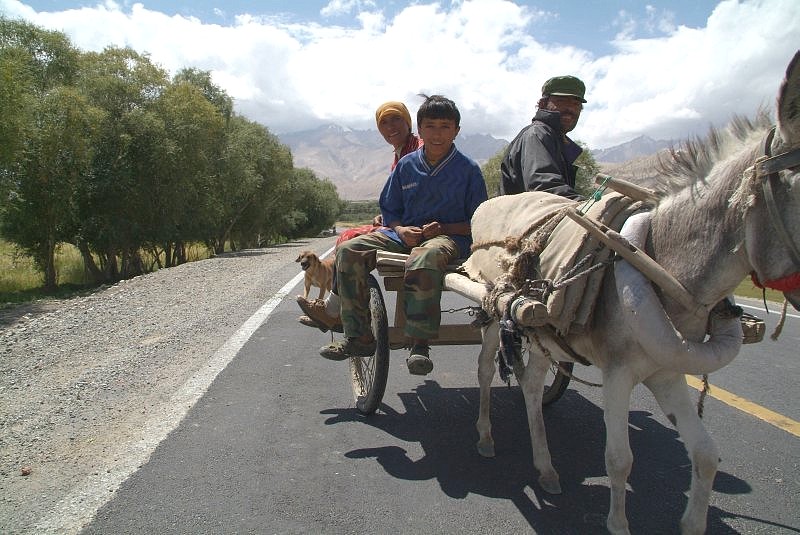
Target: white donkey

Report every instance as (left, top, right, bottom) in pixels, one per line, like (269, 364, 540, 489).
(465, 50, 800, 535)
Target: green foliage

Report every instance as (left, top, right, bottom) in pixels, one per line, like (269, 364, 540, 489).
(0, 17, 80, 92)
(0, 18, 81, 217)
(173, 68, 233, 122)
(0, 19, 345, 295)
(481, 148, 505, 198)
(574, 140, 601, 197)
(74, 47, 171, 279)
(338, 200, 380, 222)
(2, 86, 100, 290)
(285, 169, 341, 238)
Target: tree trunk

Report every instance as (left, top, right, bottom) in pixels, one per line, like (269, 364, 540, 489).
(43, 236, 57, 292)
(78, 241, 104, 284)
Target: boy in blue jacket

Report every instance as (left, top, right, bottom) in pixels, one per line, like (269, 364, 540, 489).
(320, 94, 488, 375)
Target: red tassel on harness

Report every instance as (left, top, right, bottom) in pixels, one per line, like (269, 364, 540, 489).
(751, 271, 800, 292)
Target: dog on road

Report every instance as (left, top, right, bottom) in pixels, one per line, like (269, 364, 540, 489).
(296, 250, 334, 300)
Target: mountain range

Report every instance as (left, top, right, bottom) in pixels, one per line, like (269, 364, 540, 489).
(277, 126, 671, 200)
(591, 135, 673, 163)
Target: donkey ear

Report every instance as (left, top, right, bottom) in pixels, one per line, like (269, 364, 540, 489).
(776, 50, 800, 147)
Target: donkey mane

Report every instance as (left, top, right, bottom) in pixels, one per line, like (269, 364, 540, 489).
(651, 109, 773, 197)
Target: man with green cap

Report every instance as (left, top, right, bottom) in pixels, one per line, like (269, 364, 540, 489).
(499, 75, 587, 199)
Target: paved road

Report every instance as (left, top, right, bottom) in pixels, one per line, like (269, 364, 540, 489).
(82, 246, 799, 534)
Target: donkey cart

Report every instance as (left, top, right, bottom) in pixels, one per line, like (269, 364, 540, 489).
(346, 252, 573, 415)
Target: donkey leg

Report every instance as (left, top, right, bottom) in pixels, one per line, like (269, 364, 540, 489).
(519, 346, 561, 494)
(602, 368, 636, 535)
(645, 371, 718, 535)
(476, 323, 499, 458)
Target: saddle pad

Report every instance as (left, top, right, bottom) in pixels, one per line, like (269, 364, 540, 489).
(464, 192, 577, 283)
(465, 191, 643, 335)
(539, 192, 642, 335)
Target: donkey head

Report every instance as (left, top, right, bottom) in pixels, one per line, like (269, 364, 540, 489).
(745, 50, 800, 310)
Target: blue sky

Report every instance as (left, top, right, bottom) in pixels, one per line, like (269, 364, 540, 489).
(2, 0, 799, 148)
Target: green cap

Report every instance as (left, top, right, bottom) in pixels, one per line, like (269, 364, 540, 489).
(542, 75, 587, 103)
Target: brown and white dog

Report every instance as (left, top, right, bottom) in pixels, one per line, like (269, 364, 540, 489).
(295, 250, 333, 300)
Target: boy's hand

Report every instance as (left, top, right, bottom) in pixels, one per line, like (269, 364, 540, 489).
(395, 225, 424, 247)
(421, 221, 442, 239)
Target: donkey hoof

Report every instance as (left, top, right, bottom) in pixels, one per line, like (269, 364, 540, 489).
(538, 473, 562, 495)
(476, 440, 495, 458)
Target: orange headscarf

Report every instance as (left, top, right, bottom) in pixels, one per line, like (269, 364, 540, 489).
(375, 101, 412, 130)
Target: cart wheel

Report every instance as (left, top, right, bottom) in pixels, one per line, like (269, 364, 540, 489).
(542, 361, 572, 406)
(349, 274, 390, 415)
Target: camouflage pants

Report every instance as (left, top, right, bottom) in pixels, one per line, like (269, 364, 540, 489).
(335, 232, 460, 340)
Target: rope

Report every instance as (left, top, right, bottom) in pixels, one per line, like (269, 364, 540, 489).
(578, 174, 610, 214)
(553, 260, 609, 290)
(550, 243, 611, 291)
(771, 299, 789, 341)
(470, 206, 569, 253)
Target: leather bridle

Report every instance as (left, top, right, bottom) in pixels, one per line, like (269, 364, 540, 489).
(749, 127, 800, 293)
(756, 127, 800, 267)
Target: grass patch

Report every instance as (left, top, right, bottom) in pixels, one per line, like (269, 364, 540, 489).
(0, 241, 95, 304)
(0, 239, 214, 305)
(734, 278, 783, 303)
(335, 220, 375, 228)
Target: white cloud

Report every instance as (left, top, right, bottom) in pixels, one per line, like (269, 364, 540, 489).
(2, 0, 798, 148)
(321, 0, 377, 18)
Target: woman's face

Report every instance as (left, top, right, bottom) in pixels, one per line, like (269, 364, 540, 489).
(378, 114, 410, 149)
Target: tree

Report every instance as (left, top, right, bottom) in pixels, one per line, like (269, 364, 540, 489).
(480, 147, 505, 198)
(2, 87, 100, 290)
(225, 129, 296, 249)
(173, 68, 233, 123)
(284, 168, 341, 239)
(0, 17, 81, 206)
(0, 19, 91, 290)
(75, 47, 171, 280)
(0, 17, 80, 168)
(150, 81, 224, 264)
(574, 141, 601, 198)
(207, 116, 285, 253)
(0, 17, 79, 90)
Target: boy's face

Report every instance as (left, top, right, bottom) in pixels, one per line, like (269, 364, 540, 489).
(418, 118, 460, 164)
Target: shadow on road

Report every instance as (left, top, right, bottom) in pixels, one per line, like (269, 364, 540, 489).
(322, 380, 757, 534)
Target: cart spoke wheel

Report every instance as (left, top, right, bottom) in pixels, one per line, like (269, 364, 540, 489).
(542, 361, 572, 406)
(349, 275, 390, 414)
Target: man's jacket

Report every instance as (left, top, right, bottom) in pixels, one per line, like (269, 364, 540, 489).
(500, 109, 584, 199)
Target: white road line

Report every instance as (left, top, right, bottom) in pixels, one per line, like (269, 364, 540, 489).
(739, 302, 800, 320)
(35, 246, 336, 534)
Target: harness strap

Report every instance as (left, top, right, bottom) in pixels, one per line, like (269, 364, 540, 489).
(755, 144, 800, 176)
(759, 128, 800, 267)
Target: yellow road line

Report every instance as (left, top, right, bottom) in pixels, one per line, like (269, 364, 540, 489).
(686, 375, 800, 438)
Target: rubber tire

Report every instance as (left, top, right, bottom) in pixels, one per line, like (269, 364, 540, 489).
(349, 274, 390, 415)
(542, 361, 572, 406)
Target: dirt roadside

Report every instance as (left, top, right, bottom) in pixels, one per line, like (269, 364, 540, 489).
(0, 237, 335, 534)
